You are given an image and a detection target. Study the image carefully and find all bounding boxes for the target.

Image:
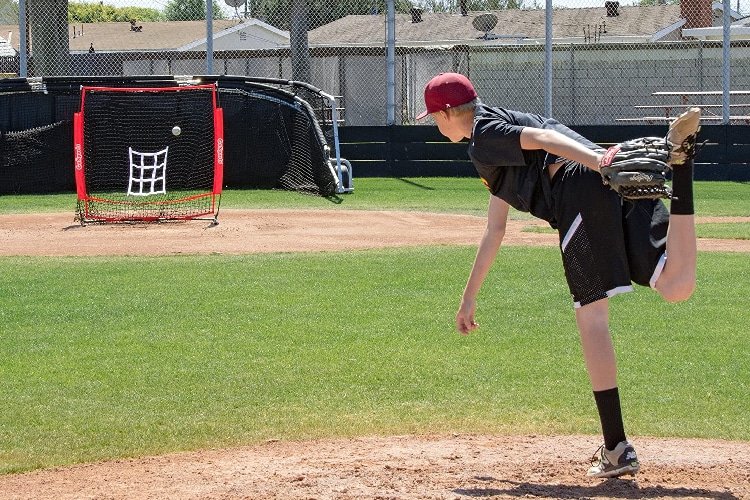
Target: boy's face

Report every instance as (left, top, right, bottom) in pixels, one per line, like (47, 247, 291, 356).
(432, 110, 465, 143)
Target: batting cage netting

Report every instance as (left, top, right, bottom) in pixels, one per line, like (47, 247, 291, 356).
(212, 77, 340, 196)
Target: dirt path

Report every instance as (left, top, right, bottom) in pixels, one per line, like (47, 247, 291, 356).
(2, 209, 749, 499)
(1, 435, 748, 499)
(1, 210, 749, 256)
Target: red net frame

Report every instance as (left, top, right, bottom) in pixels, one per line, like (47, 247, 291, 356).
(74, 83, 224, 223)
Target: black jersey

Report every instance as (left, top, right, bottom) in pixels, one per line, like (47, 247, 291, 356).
(468, 103, 599, 225)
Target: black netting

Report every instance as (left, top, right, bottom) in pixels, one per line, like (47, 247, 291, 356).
(0, 119, 72, 194)
(0, 77, 341, 201)
(79, 86, 217, 221)
(218, 85, 336, 196)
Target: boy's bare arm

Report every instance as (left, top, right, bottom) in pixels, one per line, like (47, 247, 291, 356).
(457, 195, 509, 335)
(520, 127, 603, 171)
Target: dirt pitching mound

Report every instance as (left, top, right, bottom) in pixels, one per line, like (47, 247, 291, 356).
(2, 210, 748, 256)
(1, 434, 748, 499)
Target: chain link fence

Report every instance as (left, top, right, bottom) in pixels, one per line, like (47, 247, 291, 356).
(1, 0, 748, 126)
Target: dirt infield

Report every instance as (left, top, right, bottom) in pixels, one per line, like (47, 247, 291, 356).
(2, 435, 749, 500)
(2, 209, 749, 499)
(1, 209, 749, 256)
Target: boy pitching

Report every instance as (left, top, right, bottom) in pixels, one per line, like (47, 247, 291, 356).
(417, 72, 699, 478)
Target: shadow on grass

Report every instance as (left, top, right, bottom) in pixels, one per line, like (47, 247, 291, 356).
(396, 178, 435, 190)
(323, 194, 344, 204)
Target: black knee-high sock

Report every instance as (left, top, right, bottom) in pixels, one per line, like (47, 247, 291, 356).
(670, 159, 694, 215)
(594, 388, 626, 450)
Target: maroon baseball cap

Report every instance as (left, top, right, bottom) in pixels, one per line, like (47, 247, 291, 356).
(416, 72, 478, 120)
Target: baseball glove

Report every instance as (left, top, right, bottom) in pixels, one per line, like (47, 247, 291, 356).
(598, 137, 672, 200)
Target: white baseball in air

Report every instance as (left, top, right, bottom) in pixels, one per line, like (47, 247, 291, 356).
(172, 126, 181, 136)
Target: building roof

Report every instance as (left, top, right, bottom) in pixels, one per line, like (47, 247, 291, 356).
(178, 18, 288, 50)
(683, 16, 750, 40)
(0, 5, 704, 54)
(72, 20, 243, 52)
(709, 1, 744, 25)
(683, 2, 749, 40)
(308, 5, 685, 46)
(0, 19, 286, 53)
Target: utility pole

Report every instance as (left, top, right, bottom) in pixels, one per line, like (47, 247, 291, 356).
(28, 0, 70, 76)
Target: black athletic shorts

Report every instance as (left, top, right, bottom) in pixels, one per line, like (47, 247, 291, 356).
(551, 162, 669, 308)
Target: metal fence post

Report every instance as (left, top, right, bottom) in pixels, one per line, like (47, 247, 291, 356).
(722, 0, 731, 124)
(18, 0, 27, 77)
(206, 0, 214, 75)
(545, 0, 552, 118)
(386, 0, 395, 126)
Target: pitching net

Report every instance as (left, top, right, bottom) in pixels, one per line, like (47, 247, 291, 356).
(74, 84, 223, 223)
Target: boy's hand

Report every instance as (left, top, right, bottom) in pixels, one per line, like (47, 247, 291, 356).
(456, 299, 479, 335)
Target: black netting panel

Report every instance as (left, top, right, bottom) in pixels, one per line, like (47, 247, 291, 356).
(0, 120, 72, 194)
(218, 86, 336, 196)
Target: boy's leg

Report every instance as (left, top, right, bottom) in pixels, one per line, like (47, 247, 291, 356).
(655, 213, 696, 302)
(653, 108, 700, 302)
(576, 299, 624, 448)
(576, 298, 639, 478)
(575, 299, 616, 392)
(553, 165, 640, 477)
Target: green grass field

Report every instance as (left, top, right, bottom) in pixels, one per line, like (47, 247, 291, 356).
(3, 179, 748, 217)
(1, 178, 748, 475)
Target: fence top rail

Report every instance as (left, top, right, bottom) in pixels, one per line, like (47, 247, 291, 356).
(634, 104, 750, 108)
(652, 91, 750, 96)
(616, 116, 750, 122)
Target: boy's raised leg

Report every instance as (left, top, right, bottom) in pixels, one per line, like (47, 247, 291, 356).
(655, 108, 700, 302)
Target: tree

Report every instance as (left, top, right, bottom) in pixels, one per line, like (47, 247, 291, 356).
(0, 0, 19, 24)
(163, 0, 227, 21)
(117, 7, 163, 22)
(250, 0, 413, 31)
(68, 2, 162, 23)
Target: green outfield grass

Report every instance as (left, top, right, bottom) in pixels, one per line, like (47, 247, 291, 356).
(523, 222, 750, 239)
(1, 179, 748, 217)
(697, 222, 750, 240)
(0, 179, 748, 475)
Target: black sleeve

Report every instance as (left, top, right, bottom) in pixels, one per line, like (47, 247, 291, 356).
(471, 116, 527, 167)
